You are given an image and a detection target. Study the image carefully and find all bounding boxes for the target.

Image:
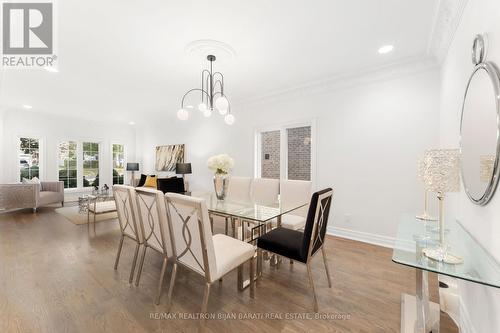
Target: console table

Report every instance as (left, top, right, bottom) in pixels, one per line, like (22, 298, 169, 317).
(392, 214, 500, 333)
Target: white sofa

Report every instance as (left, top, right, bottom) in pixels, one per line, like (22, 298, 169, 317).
(0, 181, 64, 212)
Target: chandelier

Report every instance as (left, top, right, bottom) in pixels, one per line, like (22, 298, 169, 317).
(177, 55, 234, 125)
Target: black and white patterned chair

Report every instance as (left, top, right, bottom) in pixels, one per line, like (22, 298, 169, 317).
(257, 188, 333, 312)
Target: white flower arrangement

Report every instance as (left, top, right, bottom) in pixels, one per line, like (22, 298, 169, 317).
(207, 154, 234, 175)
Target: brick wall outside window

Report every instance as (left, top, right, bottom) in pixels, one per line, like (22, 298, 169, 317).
(287, 126, 311, 181)
(261, 130, 280, 179)
(260, 126, 311, 181)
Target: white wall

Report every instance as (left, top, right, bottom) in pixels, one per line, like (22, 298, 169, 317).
(0, 109, 137, 187)
(439, 0, 500, 332)
(137, 68, 441, 241)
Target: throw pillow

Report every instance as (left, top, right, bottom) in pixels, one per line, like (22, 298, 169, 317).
(137, 174, 148, 187)
(157, 177, 185, 194)
(144, 175, 157, 188)
(22, 177, 41, 184)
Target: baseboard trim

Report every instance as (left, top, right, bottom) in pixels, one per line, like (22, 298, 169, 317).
(327, 226, 396, 249)
(459, 300, 476, 333)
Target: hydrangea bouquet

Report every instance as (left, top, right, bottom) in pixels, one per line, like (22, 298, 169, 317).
(207, 154, 234, 175)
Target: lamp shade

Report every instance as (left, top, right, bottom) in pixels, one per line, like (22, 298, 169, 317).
(423, 149, 461, 193)
(126, 163, 140, 171)
(176, 163, 192, 175)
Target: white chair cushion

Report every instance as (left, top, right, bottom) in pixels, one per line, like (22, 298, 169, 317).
(89, 201, 116, 213)
(212, 234, 255, 282)
(272, 214, 306, 230)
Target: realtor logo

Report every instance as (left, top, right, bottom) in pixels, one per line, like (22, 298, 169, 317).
(2, 1, 56, 68)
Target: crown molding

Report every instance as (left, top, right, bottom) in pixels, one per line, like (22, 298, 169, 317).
(427, 0, 469, 63)
(236, 57, 439, 107)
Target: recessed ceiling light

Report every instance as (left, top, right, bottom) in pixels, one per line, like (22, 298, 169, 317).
(378, 45, 394, 54)
(129, 121, 135, 125)
(22, 104, 33, 109)
(44, 66, 59, 73)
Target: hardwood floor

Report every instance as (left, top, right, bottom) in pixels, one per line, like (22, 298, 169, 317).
(0, 206, 458, 333)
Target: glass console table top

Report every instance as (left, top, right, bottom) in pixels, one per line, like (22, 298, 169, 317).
(190, 191, 307, 223)
(392, 214, 500, 288)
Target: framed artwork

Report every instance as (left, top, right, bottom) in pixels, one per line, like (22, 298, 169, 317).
(155, 144, 185, 171)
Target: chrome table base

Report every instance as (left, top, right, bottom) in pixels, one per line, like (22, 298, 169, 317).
(401, 270, 440, 333)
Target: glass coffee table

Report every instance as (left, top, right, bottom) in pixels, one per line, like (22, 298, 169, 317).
(392, 214, 500, 332)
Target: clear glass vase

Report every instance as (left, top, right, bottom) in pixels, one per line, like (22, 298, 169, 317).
(213, 173, 229, 200)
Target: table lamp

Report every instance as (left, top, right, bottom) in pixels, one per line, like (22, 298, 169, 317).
(176, 163, 192, 191)
(416, 155, 437, 221)
(421, 149, 462, 264)
(126, 163, 139, 187)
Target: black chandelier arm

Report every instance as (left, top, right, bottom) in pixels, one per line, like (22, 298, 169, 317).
(213, 72, 224, 94)
(201, 70, 211, 103)
(213, 79, 224, 95)
(181, 88, 210, 108)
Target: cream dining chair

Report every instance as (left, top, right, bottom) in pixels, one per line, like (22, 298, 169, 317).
(134, 187, 174, 304)
(245, 178, 280, 240)
(112, 185, 143, 284)
(165, 193, 255, 317)
(276, 179, 312, 230)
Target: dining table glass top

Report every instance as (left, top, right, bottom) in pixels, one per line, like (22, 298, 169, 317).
(392, 214, 500, 289)
(190, 191, 308, 223)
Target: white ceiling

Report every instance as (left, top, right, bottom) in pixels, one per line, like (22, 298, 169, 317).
(0, 0, 445, 123)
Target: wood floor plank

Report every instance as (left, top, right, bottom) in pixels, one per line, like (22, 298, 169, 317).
(0, 206, 458, 332)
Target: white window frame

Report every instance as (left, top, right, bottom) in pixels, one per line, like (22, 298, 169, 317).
(254, 118, 317, 188)
(55, 139, 104, 193)
(81, 140, 102, 189)
(17, 135, 44, 181)
(111, 142, 127, 185)
(57, 140, 79, 189)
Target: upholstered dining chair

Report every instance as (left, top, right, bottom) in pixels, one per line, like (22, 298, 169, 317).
(165, 193, 256, 316)
(226, 176, 252, 202)
(256, 188, 333, 312)
(134, 187, 174, 304)
(112, 185, 143, 284)
(209, 176, 252, 235)
(275, 179, 312, 230)
(244, 178, 280, 239)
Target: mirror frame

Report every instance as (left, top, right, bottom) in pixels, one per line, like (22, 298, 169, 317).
(460, 61, 500, 205)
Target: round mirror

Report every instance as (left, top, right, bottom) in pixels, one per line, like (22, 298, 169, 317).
(460, 62, 500, 205)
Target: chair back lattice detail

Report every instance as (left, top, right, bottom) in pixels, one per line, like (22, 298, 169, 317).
(165, 193, 216, 281)
(302, 188, 333, 260)
(135, 188, 172, 256)
(113, 185, 142, 242)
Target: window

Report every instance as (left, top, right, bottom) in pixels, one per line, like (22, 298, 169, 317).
(83, 142, 99, 187)
(256, 123, 313, 182)
(260, 130, 281, 179)
(19, 137, 40, 181)
(287, 126, 311, 181)
(112, 144, 125, 185)
(58, 141, 78, 188)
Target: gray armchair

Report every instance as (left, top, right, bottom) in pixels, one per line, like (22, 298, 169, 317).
(0, 181, 64, 212)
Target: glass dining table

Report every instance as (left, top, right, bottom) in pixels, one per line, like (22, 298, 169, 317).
(190, 191, 308, 290)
